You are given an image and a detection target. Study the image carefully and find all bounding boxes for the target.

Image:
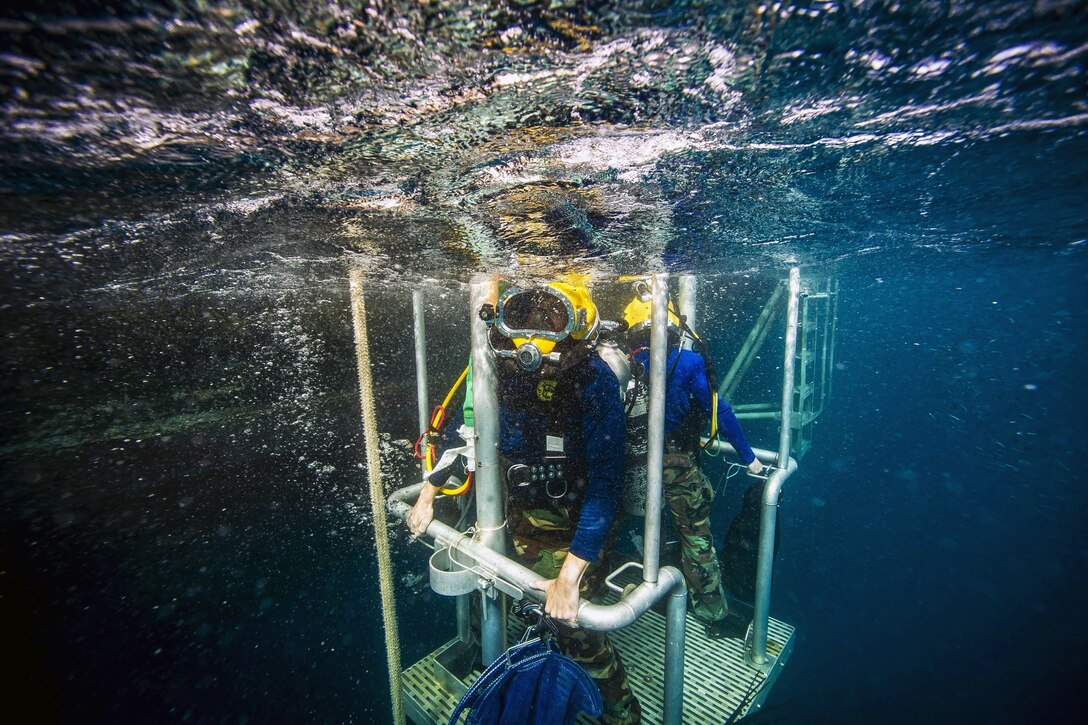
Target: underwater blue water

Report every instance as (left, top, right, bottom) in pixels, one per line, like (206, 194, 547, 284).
(771, 254, 1087, 723)
(2, 1, 1086, 723)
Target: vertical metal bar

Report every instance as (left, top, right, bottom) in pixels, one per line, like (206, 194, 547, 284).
(677, 274, 696, 350)
(819, 282, 831, 395)
(796, 292, 811, 453)
(415, 288, 474, 641)
(749, 268, 801, 667)
(456, 595, 471, 644)
(827, 279, 840, 400)
(816, 280, 833, 417)
(643, 273, 669, 584)
(663, 578, 688, 725)
(749, 467, 787, 667)
(469, 276, 506, 664)
(777, 268, 801, 467)
(412, 289, 429, 478)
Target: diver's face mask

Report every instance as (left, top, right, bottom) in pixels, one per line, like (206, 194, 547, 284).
(489, 287, 589, 373)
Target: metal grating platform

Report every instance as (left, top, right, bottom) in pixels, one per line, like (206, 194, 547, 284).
(402, 603, 795, 724)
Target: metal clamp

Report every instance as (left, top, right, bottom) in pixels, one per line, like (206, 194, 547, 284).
(744, 464, 778, 481)
(489, 575, 524, 600)
(429, 546, 478, 597)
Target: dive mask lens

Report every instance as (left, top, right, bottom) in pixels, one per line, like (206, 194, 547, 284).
(502, 291, 569, 334)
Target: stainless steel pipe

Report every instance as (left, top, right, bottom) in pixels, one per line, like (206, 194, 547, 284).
(412, 289, 429, 462)
(468, 277, 506, 664)
(745, 266, 802, 668)
(391, 480, 688, 722)
(388, 483, 687, 632)
(700, 440, 799, 667)
(699, 441, 791, 468)
(662, 580, 687, 725)
(777, 268, 801, 467)
(414, 288, 474, 644)
(749, 459, 797, 667)
(677, 274, 696, 351)
(642, 273, 669, 584)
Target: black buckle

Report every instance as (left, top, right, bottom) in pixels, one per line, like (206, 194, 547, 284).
(513, 600, 560, 643)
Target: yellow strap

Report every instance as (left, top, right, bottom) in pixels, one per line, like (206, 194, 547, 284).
(702, 392, 720, 456)
(441, 481, 470, 496)
(710, 391, 718, 439)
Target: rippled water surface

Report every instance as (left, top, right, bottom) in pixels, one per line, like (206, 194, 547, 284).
(2, 2, 1086, 723)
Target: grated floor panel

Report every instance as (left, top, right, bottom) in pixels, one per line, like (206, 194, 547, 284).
(402, 604, 794, 724)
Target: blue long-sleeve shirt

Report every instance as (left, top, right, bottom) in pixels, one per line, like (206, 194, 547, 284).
(497, 355, 625, 562)
(633, 347, 756, 465)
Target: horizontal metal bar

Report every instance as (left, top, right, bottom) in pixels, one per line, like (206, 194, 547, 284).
(734, 412, 782, 421)
(699, 441, 793, 469)
(732, 403, 780, 413)
(387, 483, 686, 632)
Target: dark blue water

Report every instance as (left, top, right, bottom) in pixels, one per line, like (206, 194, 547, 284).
(2, 1, 1086, 723)
(771, 255, 1087, 723)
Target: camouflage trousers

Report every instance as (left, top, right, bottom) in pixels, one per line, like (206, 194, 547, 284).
(507, 497, 641, 725)
(663, 450, 728, 623)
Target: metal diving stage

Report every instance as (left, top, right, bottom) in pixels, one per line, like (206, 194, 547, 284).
(354, 271, 841, 724)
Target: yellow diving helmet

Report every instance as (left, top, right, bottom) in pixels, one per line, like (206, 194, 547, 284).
(491, 282, 599, 372)
(623, 279, 682, 341)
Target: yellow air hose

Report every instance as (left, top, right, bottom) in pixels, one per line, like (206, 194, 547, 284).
(424, 367, 469, 471)
(431, 366, 471, 495)
(348, 269, 405, 725)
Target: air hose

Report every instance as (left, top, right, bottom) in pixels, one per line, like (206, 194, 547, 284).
(415, 365, 472, 496)
(348, 269, 405, 725)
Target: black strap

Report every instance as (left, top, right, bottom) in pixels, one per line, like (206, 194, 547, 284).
(624, 357, 644, 416)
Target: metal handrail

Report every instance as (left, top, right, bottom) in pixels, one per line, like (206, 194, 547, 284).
(387, 482, 688, 724)
(701, 441, 797, 668)
(387, 483, 686, 632)
(394, 270, 810, 719)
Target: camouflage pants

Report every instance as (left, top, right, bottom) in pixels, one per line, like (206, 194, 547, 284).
(508, 497, 642, 725)
(663, 450, 727, 622)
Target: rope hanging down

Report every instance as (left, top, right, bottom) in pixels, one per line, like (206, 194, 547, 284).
(349, 269, 405, 725)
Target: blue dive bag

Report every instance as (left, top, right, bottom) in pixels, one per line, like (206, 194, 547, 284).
(448, 618, 603, 725)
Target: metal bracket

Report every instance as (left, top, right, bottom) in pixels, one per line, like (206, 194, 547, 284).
(604, 561, 644, 594)
(743, 464, 778, 482)
(474, 566, 524, 600)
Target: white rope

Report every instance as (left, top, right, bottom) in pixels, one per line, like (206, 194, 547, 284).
(349, 269, 405, 725)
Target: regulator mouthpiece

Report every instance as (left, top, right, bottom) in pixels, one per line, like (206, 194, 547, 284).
(515, 342, 543, 372)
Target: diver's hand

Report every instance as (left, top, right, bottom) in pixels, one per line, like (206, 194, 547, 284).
(748, 459, 764, 475)
(406, 483, 439, 537)
(530, 553, 589, 627)
(531, 577, 581, 627)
